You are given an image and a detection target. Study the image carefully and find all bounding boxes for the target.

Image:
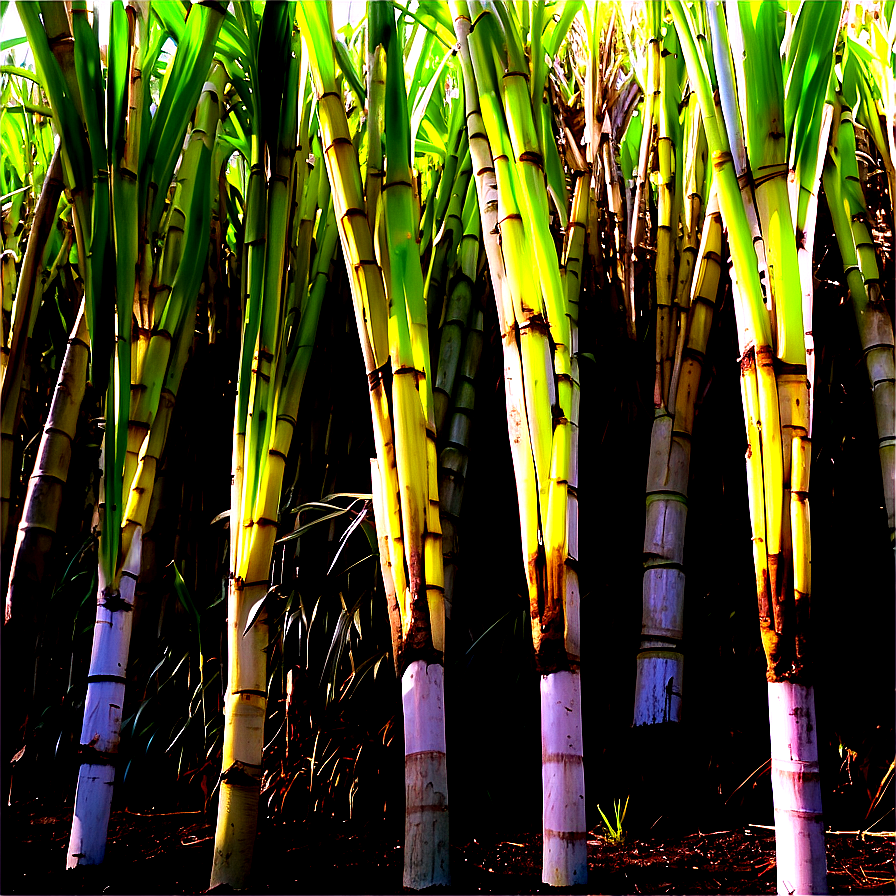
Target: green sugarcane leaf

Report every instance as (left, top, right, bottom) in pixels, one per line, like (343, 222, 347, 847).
(414, 1, 456, 41)
(850, 54, 891, 169)
(157, 651, 190, 691)
(151, 1, 187, 44)
(410, 40, 454, 161)
(0, 65, 44, 86)
(72, 0, 108, 166)
(217, 11, 251, 60)
(243, 587, 283, 636)
(541, 98, 569, 226)
(106, 0, 130, 165)
(785, 0, 839, 187)
(171, 561, 202, 632)
(407, 29, 436, 112)
(359, 519, 378, 558)
(538, 0, 583, 104)
(736, 0, 786, 170)
(146, 0, 225, 236)
(327, 502, 372, 576)
(277, 500, 368, 546)
(257, 0, 292, 155)
(334, 36, 366, 107)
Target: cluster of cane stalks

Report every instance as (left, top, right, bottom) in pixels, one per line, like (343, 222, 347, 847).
(1, 2, 892, 893)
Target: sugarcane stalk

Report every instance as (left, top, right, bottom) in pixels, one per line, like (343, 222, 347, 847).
(824, 106, 896, 550)
(635, 190, 722, 726)
(211, 14, 307, 885)
(654, 23, 684, 410)
(627, 1, 663, 339)
(451, 4, 538, 667)
(298, 4, 451, 885)
(68, 48, 224, 871)
(377, 7, 449, 882)
(437, 186, 483, 629)
(793, 102, 833, 438)
(1, 148, 64, 548)
(432, 173, 477, 435)
(437, 307, 483, 629)
(452, 3, 586, 884)
(5, 301, 88, 621)
(3, 303, 89, 802)
(673, 4, 833, 891)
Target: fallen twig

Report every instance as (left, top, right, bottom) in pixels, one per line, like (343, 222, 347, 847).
(747, 824, 894, 839)
(125, 808, 202, 817)
(180, 835, 213, 847)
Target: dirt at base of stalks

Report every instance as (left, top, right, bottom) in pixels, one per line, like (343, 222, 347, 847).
(2, 803, 894, 896)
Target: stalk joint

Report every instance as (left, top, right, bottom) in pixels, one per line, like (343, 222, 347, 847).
(221, 760, 262, 787)
(99, 589, 132, 612)
(77, 742, 118, 766)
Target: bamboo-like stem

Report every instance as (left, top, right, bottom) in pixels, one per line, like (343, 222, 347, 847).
(794, 104, 833, 438)
(670, 98, 706, 392)
(5, 303, 88, 621)
(424, 134, 469, 335)
(670, 0, 785, 677)
(635, 190, 722, 726)
(0, 148, 64, 548)
(211, 19, 304, 886)
(654, 28, 682, 411)
(123, 68, 223, 546)
(824, 109, 896, 550)
(437, 190, 482, 630)
(437, 307, 483, 629)
(451, 2, 537, 625)
(298, 4, 450, 886)
(452, 4, 585, 884)
(3, 304, 89, 798)
(627, 3, 663, 340)
(672, 5, 830, 888)
(70, 42, 225, 870)
(431, 165, 475, 435)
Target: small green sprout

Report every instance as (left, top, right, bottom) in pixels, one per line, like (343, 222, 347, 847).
(597, 796, 630, 846)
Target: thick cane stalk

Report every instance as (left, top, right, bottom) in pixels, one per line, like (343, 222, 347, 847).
(635, 191, 722, 726)
(211, 10, 314, 885)
(671, 3, 834, 889)
(69, 53, 224, 873)
(298, 3, 456, 885)
(452, 3, 586, 884)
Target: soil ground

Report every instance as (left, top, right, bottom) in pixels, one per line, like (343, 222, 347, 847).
(2, 803, 893, 895)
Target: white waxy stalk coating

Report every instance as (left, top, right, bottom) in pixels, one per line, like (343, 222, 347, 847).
(768, 681, 828, 895)
(67, 529, 142, 868)
(541, 670, 587, 886)
(402, 661, 449, 889)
